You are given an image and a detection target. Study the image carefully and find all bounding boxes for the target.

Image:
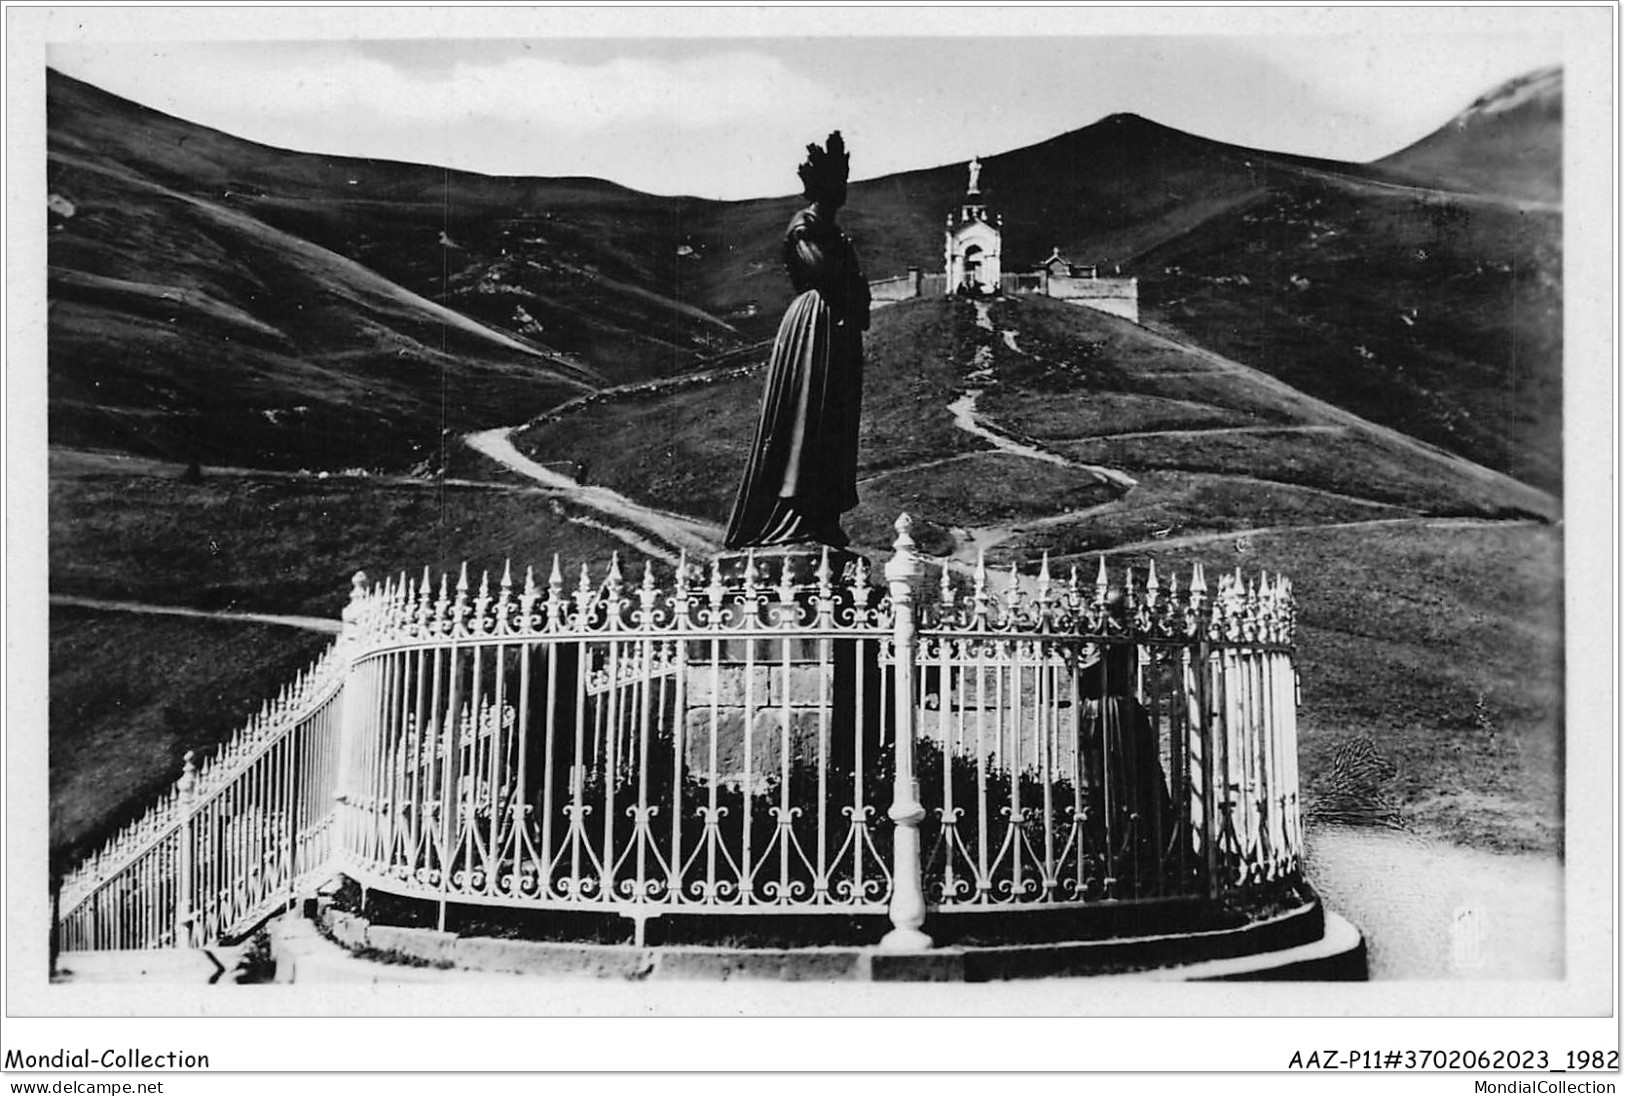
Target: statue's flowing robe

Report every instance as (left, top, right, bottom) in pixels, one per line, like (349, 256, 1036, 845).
(724, 207, 870, 549)
(1079, 642, 1184, 885)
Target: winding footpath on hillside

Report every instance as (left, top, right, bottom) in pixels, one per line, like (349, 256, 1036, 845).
(464, 427, 723, 564)
(50, 595, 342, 634)
(931, 300, 1558, 571)
(946, 302, 1139, 490)
(461, 296, 1557, 584)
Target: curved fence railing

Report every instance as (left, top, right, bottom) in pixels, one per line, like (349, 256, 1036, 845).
(912, 553, 1300, 909)
(57, 643, 348, 951)
(58, 514, 1302, 951)
(333, 548, 901, 934)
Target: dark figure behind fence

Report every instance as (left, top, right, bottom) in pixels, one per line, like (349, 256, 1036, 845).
(1079, 595, 1182, 891)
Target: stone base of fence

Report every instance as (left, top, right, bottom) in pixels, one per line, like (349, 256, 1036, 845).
(302, 880, 1364, 981)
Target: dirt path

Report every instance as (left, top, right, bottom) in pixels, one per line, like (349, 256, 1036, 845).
(464, 427, 723, 564)
(1102, 515, 1536, 556)
(1057, 424, 1347, 443)
(51, 448, 548, 494)
(517, 340, 773, 431)
(858, 451, 985, 486)
(1303, 823, 1562, 979)
(1280, 161, 1563, 216)
(50, 595, 342, 635)
(947, 303, 1138, 489)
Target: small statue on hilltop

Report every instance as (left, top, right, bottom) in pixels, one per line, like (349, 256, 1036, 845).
(967, 155, 982, 195)
(723, 131, 871, 550)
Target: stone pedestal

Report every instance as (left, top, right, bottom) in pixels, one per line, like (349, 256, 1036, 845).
(681, 545, 881, 785)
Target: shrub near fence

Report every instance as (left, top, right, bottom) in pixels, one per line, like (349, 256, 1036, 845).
(57, 514, 1303, 952)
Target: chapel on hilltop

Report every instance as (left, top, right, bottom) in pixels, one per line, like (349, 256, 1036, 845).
(944, 157, 1004, 296)
(870, 157, 1140, 323)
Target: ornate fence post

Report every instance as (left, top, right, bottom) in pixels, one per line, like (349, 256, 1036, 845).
(332, 571, 369, 869)
(174, 750, 196, 947)
(881, 514, 932, 952)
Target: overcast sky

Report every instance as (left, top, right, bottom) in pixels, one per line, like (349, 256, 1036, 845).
(43, 9, 1569, 200)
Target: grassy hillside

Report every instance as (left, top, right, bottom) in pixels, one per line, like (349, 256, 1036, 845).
(1111, 519, 1562, 854)
(48, 68, 1561, 492)
(1132, 174, 1562, 493)
(48, 451, 640, 618)
(48, 154, 598, 471)
(1374, 66, 1562, 205)
(49, 70, 745, 388)
(517, 295, 1552, 558)
(46, 449, 646, 868)
(50, 608, 332, 872)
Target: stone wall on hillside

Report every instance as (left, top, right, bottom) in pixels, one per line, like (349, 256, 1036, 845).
(1046, 275, 1140, 323)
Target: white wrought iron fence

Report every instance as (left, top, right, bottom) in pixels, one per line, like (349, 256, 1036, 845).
(57, 640, 347, 950)
(57, 514, 1302, 952)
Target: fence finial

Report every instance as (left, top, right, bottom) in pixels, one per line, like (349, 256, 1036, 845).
(434, 572, 451, 630)
(892, 511, 915, 553)
(452, 563, 472, 632)
(474, 569, 492, 632)
(343, 570, 370, 637)
(415, 567, 432, 629)
(519, 564, 538, 626)
(776, 553, 797, 605)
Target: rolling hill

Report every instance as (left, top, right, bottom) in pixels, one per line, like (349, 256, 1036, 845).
(1374, 65, 1562, 204)
(46, 66, 1561, 491)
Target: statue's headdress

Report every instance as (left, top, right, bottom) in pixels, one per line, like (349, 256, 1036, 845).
(797, 131, 850, 202)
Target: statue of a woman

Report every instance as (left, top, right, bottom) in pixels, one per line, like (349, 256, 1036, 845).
(1079, 587, 1183, 891)
(723, 132, 871, 550)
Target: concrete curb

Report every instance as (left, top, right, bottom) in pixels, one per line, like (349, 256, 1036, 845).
(294, 901, 1366, 983)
